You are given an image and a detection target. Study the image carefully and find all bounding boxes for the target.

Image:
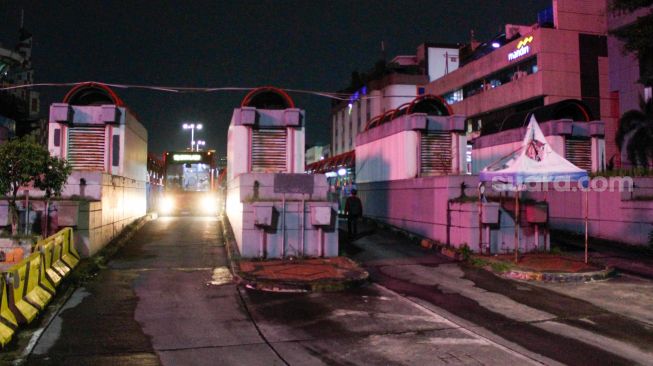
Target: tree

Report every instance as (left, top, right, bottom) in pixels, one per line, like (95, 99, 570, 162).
(610, 0, 653, 85)
(0, 136, 50, 235)
(616, 97, 653, 167)
(34, 155, 71, 236)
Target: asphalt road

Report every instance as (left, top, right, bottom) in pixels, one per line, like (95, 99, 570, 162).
(19, 217, 653, 365)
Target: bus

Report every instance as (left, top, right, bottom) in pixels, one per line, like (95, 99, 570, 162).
(160, 150, 220, 216)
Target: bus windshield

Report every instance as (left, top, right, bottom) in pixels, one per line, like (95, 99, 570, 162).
(165, 162, 211, 192)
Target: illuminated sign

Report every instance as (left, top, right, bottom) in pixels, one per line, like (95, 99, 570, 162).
(508, 36, 533, 61)
(172, 154, 202, 161)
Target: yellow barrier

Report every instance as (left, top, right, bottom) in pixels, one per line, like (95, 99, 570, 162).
(0, 276, 18, 347)
(5, 252, 54, 324)
(34, 228, 80, 280)
(39, 240, 63, 288)
(59, 228, 80, 270)
(0, 227, 79, 346)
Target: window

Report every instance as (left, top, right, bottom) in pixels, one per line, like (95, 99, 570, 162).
(53, 128, 61, 147)
(112, 135, 120, 166)
(444, 89, 463, 104)
(442, 56, 538, 104)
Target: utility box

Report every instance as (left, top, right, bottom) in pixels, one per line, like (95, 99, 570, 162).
(481, 202, 500, 224)
(311, 206, 333, 227)
(254, 205, 277, 228)
(526, 203, 548, 224)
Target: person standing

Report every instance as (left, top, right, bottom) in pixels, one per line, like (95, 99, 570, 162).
(344, 189, 363, 237)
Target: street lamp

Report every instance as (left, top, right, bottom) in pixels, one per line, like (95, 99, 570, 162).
(195, 140, 206, 151)
(182, 123, 203, 151)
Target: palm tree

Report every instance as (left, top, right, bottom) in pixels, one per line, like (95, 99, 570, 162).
(616, 97, 653, 168)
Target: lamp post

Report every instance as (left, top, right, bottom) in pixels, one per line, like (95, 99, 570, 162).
(195, 140, 206, 151)
(182, 123, 203, 151)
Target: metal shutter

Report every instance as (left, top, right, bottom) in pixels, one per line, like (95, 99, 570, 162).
(68, 126, 106, 170)
(251, 128, 287, 173)
(565, 138, 591, 171)
(421, 131, 452, 176)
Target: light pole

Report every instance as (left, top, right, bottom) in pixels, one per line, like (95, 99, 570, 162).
(182, 123, 203, 151)
(195, 140, 206, 151)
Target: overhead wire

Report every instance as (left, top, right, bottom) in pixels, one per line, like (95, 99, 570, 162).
(0, 81, 422, 101)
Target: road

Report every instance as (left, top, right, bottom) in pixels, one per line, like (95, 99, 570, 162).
(20, 217, 653, 365)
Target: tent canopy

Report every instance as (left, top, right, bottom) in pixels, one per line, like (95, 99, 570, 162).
(479, 116, 588, 187)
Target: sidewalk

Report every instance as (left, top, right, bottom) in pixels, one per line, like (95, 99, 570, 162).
(552, 230, 653, 279)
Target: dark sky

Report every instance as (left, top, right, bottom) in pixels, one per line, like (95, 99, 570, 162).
(0, 0, 550, 156)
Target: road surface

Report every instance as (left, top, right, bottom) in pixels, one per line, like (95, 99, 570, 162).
(20, 217, 653, 365)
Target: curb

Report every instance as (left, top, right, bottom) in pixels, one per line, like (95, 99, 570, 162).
(220, 215, 369, 293)
(365, 218, 465, 262)
(500, 266, 616, 283)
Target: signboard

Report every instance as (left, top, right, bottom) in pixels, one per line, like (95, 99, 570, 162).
(273, 174, 314, 194)
(172, 154, 202, 162)
(508, 36, 533, 62)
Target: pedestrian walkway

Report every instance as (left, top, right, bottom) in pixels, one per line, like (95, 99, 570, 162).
(553, 230, 653, 279)
(344, 218, 653, 365)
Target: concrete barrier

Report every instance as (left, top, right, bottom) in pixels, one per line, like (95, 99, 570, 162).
(0, 276, 18, 347)
(0, 227, 79, 347)
(5, 252, 54, 324)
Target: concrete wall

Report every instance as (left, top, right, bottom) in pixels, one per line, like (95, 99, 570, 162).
(356, 131, 419, 183)
(121, 112, 148, 182)
(0, 172, 146, 256)
(524, 177, 653, 246)
(226, 173, 338, 258)
(357, 175, 471, 242)
(355, 113, 467, 182)
(59, 172, 145, 256)
(357, 175, 546, 253)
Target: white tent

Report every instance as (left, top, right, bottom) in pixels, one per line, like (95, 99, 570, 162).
(479, 116, 590, 262)
(479, 116, 588, 185)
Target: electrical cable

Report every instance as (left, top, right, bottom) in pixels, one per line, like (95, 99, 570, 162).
(0, 81, 421, 101)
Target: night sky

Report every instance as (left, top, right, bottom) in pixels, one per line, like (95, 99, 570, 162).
(1, 0, 550, 156)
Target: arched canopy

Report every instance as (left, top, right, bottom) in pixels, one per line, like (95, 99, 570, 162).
(306, 150, 354, 174)
(488, 99, 593, 135)
(406, 95, 452, 116)
(63, 82, 125, 106)
(364, 95, 452, 131)
(390, 103, 412, 120)
(241, 86, 295, 109)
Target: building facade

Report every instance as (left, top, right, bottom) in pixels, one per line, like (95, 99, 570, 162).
(0, 27, 41, 143)
(331, 43, 459, 156)
(424, 0, 616, 164)
(305, 144, 330, 165)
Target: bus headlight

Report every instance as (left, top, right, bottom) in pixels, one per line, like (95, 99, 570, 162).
(201, 195, 218, 214)
(160, 197, 175, 214)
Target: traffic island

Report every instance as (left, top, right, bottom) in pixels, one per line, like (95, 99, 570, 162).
(220, 209, 368, 293)
(236, 257, 369, 292)
(469, 254, 615, 283)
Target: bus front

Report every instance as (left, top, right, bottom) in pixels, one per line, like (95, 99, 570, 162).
(160, 151, 219, 216)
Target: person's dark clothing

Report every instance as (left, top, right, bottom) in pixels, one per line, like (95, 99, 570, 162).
(345, 195, 363, 236)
